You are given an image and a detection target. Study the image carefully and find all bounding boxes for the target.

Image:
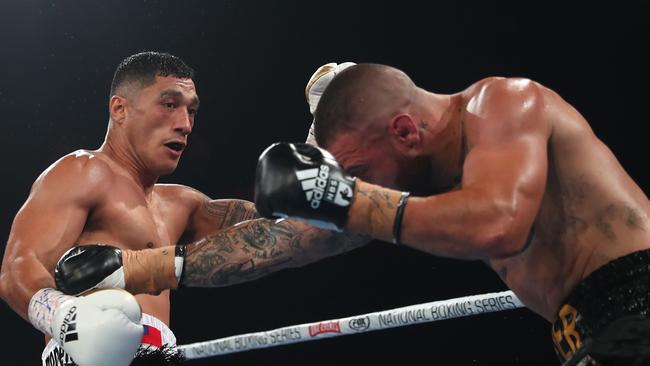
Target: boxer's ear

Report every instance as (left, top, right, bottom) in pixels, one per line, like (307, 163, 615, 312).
(389, 114, 420, 154)
(109, 95, 128, 125)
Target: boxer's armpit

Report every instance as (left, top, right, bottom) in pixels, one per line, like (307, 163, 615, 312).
(181, 219, 368, 287)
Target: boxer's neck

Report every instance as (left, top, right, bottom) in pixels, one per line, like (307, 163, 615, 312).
(100, 133, 158, 194)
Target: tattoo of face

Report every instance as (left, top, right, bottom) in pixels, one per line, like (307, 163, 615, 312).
(419, 120, 429, 129)
(238, 222, 276, 250)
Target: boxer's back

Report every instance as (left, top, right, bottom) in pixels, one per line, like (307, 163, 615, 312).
(488, 82, 650, 320)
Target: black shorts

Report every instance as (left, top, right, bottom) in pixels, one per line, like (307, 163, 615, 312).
(42, 344, 182, 366)
(551, 249, 650, 366)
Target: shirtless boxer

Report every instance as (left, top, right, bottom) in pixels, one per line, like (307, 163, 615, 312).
(254, 63, 650, 365)
(0, 53, 366, 366)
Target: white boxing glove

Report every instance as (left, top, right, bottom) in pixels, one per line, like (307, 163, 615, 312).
(305, 62, 357, 114)
(30, 288, 143, 366)
(305, 62, 356, 146)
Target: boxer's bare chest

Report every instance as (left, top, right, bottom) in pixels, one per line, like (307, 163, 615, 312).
(76, 175, 189, 251)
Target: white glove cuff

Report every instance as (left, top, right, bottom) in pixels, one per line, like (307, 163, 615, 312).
(28, 288, 73, 336)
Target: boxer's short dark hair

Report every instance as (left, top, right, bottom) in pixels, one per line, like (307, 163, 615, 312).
(110, 51, 194, 97)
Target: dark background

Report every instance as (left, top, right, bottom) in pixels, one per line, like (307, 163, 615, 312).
(1, 1, 648, 365)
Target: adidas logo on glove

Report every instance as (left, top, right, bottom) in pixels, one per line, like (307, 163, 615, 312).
(58, 306, 79, 343)
(295, 165, 353, 209)
(254, 142, 357, 232)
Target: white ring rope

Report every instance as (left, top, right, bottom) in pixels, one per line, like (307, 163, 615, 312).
(179, 290, 525, 360)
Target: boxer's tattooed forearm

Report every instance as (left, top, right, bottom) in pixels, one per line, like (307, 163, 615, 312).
(182, 219, 369, 287)
(208, 258, 293, 286)
(238, 222, 277, 250)
(370, 190, 395, 209)
(356, 186, 395, 220)
(212, 232, 234, 253)
(202, 199, 260, 228)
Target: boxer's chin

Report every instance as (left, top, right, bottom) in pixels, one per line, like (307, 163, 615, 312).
(158, 160, 180, 176)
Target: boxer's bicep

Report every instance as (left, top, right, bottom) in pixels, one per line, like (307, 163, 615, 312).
(402, 135, 548, 259)
(462, 133, 548, 251)
(181, 218, 367, 287)
(0, 154, 109, 318)
(187, 198, 260, 241)
(461, 79, 550, 252)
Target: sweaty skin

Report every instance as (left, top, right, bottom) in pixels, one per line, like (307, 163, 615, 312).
(328, 74, 650, 321)
(481, 79, 650, 320)
(0, 75, 366, 345)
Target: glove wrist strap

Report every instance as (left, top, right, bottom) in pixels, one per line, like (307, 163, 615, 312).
(123, 246, 181, 295)
(29, 288, 73, 336)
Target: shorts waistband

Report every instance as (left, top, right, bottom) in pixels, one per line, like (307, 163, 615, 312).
(141, 313, 176, 347)
(566, 249, 650, 308)
(42, 312, 175, 365)
(552, 248, 650, 363)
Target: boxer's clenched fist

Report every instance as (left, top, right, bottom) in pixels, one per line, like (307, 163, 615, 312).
(30, 288, 143, 366)
(305, 62, 356, 145)
(255, 142, 356, 231)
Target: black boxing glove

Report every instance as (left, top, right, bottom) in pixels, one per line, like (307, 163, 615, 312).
(254, 142, 356, 231)
(55, 244, 125, 295)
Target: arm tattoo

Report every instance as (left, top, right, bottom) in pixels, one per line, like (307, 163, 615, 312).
(202, 199, 260, 228)
(625, 205, 647, 231)
(182, 219, 369, 287)
(357, 186, 395, 221)
(593, 203, 648, 241)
